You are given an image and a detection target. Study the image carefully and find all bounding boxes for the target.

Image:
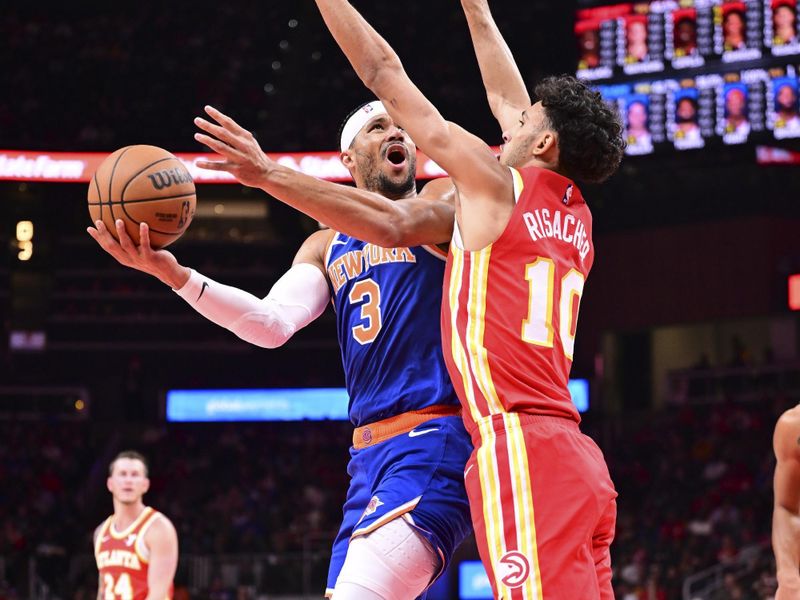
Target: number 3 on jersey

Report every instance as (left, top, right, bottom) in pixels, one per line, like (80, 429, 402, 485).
(522, 258, 585, 360)
(349, 278, 382, 345)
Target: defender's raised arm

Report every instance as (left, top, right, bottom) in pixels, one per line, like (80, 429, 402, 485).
(313, 0, 513, 221)
(461, 0, 531, 133)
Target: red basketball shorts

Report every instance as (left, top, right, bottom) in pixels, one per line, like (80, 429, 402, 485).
(464, 413, 617, 600)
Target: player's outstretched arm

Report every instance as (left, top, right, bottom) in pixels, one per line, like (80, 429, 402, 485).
(313, 0, 514, 230)
(88, 222, 331, 348)
(194, 106, 454, 246)
(773, 408, 800, 599)
(461, 0, 531, 134)
(144, 516, 178, 600)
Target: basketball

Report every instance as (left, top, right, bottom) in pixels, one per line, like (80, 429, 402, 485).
(88, 145, 196, 249)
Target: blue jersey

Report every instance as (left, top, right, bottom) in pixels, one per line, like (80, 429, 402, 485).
(325, 233, 459, 427)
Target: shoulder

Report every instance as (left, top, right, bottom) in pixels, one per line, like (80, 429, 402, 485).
(418, 177, 455, 201)
(305, 228, 337, 249)
(775, 406, 800, 460)
(93, 519, 108, 544)
(293, 228, 337, 272)
(142, 511, 178, 547)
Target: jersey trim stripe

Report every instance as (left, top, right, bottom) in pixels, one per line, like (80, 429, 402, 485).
(464, 249, 493, 414)
(476, 417, 507, 595)
(447, 246, 483, 422)
(466, 247, 504, 416)
(510, 167, 525, 202)
(505, 413, 543, 599)
(94, 516, 113, 556)
(323, 230, 340, 267)
(421, 244, 448, 260)
(350, 496, 421, 539)
(450, 167, 524, 252)
(109, 506, 153, 539)
(135, 511, 163, 564)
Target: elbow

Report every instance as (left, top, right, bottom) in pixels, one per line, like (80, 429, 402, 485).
(229, 313, 294, 349)
(234, 331, 289, 349)
(254, 337, 287, 350)
(363, 59, 404, 96)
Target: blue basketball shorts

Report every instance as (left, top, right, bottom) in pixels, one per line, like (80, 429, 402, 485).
(325, 414, 473, 598)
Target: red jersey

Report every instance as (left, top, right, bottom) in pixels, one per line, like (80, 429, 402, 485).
(442, 166, 593, 425)
(95, 506, 173, 600)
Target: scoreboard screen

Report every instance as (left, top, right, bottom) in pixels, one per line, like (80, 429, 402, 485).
(575, 0, 800, 155)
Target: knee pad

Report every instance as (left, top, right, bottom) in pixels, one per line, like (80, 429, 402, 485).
(333, 517, 441, 600)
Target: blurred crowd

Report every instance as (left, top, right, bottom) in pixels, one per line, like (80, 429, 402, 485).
(603, 398, 781, 599)
(0, 421, 351, 598)
(0, 394, 788, 599)
(0, 3, 571, 155)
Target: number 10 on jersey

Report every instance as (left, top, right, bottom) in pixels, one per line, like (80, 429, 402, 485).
(521, 258, 585, 360)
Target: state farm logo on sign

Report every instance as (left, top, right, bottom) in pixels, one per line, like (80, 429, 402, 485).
(0, 153, 87, 180)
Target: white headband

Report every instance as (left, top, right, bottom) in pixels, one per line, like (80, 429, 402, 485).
(340, 101, 388, 152)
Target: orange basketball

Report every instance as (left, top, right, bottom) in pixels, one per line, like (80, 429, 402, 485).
(88, 145, 196, 249)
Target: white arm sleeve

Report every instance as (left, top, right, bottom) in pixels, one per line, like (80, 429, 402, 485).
(173, 263, 330, 349)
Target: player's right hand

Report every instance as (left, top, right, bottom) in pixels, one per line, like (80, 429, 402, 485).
(87, 219, 190, 289)
(193, 105, 275, 188)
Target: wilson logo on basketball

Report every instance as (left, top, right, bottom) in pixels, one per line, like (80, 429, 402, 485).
(146, 168, 193, 190)
(498, 550, 531, 589)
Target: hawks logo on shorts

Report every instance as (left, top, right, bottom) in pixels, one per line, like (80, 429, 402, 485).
(498, 550, 532, 588)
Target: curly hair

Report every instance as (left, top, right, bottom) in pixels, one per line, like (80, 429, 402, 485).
(534, 75, 625, 183)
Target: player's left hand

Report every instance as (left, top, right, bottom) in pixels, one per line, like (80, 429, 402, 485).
(193, 105, 275, 188)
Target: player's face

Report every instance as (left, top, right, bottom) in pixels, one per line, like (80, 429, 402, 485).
(627, 21, 647, 44)
(628, 103, 647, 129)
(777, 85, 798, 110)
(347, 114, 417, 197)
(500, 102, 553, 168)
(676, 20, 697, 46)
(726, 89, 746, 116)
(676, 98, 696, 121)
(580, 29, 599, 52)
(107, 458, 150, 505)
(724, 12, 745, 37)
(774, 6, 796, 29)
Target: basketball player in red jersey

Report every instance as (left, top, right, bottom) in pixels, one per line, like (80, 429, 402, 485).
(314, 0, 625, 598)
(94, 451, 178, 600)
(773, 406, 800, 599)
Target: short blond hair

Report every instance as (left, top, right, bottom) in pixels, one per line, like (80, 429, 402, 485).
(108, 450, 149, 477)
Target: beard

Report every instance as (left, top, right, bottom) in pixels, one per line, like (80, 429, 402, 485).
(502, 136, 534, 168)
(355, 151, 417, 198)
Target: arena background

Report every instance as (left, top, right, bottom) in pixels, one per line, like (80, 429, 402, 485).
(1, 1, 799, 598)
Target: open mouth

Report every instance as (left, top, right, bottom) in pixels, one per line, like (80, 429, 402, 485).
(384, 143, 408, 168)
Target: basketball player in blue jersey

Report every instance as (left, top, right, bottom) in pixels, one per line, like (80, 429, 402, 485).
(89, 102, 472, 600)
